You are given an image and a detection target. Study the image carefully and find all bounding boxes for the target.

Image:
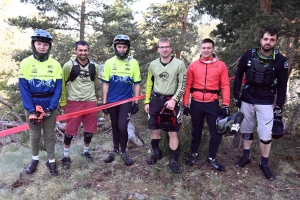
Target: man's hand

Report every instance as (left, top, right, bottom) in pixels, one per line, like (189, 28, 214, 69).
(273, 106, 282, 119)
(219, 106, 230, 118)
(233, 97, 241, 108)
(144, 104, 149, 113)
(183, 106, 190, 116)
(44, 108, 52, 118)
(131, 103, 139, 115)
(102, 103, 109, 115)
(28, 111, 41, 126)
(165, 99, 176, 110)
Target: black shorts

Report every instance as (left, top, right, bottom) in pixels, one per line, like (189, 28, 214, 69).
(148, 97, 182, 132)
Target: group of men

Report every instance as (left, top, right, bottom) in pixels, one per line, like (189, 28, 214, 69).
(18, 27, 288, 181)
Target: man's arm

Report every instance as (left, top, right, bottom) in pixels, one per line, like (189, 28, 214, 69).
(134, 84, 141, 104)
(233, 52, 247, 99)
(59, 62, 71, 108)
(144, 66, 154, 104)
(182, 64, 193, 106)
(102, 82, 109, 104)
(275, 59, 289, 106)
(220, 63, 230, 106)
(172, 62, 186, 102)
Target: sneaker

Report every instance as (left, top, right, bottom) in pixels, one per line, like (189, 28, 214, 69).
(46, 161, 58, 176)
(25, 159, 39, 174)
(61, 157, 71, 170)
(260, 164, 275, 181)
(104, 150, 118, 163)
(169, 159, 179, 174)
(235, 155, 251, 168)
(207, 157, 225, 172)
(121, 152, 133, 166)
(146, 149, 163, 165)
(82, 152, 93, 162)
(186, 153, 198, 166)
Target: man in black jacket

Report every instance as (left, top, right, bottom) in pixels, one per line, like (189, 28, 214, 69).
(233, 27, 288, 181)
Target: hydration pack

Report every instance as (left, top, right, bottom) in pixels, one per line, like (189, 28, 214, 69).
(67, 59, 96, 82)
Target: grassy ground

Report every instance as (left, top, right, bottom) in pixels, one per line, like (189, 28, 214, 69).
(0, 113, 300, 200)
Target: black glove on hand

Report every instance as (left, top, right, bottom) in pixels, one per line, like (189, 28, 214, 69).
(219, 106, 230, 117)
(131, 103, 139, 115)
(183, 106, 190, 116)
(233, 97, 241, 108)
(29, 111, 40, 126)
(273, 106, 282, 119)
(44, 108, 52, 118)
(102, 104, 109, 115)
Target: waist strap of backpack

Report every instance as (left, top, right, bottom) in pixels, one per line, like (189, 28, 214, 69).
(190, 87, 219, 95)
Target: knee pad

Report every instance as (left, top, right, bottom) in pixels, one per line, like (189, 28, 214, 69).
(260, 139, 272, 144)
(84, 132, 93, 144)
(243, 133, 254, 140)
(64, 134, 73, 145)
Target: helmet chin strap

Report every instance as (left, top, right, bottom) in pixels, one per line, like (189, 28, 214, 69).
(32, 42, 51, 62)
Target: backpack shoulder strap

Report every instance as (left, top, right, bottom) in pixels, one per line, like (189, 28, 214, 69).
(88, 59, 96, 81)
(67, 59, 81, 82)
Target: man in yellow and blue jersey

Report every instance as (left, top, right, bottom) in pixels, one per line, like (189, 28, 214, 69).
(18, 29, 62, 176)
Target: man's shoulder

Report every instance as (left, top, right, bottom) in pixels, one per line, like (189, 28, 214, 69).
(20, 55, 34, 64)
(275, 51, 287, 61)
(48, 57, 61, 66)
(150, 58, 160, 65)
(63, 60, 73, 68)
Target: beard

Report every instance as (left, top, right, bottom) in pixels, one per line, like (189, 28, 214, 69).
(261, 45, 274, 52)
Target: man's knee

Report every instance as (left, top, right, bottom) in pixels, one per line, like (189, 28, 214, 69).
(243, 133, 254, 140)
(84, 132, 93, 144)
(64, 134, 73, 145)
(260, 139, 272, 144)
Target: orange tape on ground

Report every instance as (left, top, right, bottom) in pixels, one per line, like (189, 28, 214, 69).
(0, 95, 145, 137)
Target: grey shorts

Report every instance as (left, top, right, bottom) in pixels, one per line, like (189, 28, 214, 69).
(240, 101, 273, 141)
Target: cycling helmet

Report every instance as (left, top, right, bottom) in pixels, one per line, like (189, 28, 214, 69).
(113, 34, 130, 59)
(158, 107, 177, 132)
(272, 118, 286, 139)
(216, 111, 244, 136)
(31, 29, 53, 61)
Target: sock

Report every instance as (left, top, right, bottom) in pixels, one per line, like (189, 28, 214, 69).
(32, 155, 39, 160)
(243, 149, 250, 158)
(64, 147, 70, 157)
(83, 146, 89, 153)
(208, 156, 214, 161)
(260, 156, 268, 165)
(48, 159, 55, 163)
(151, 139, 161, 149)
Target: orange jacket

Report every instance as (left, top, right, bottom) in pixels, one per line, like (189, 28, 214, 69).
(183, 57, 230, 106)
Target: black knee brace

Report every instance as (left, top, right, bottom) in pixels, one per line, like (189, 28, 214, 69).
(260, 139, 272, 144)
(64, 134, 73, 145)
(84, 132, 93, 144)
(243, 133, 254, 140)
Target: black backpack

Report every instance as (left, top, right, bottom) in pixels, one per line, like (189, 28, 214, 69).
(158, 107, 177, 132)
(67, 59, 96, 82)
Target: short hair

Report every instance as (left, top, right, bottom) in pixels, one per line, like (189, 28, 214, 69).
(261, 27, 279, 39)
(201, 38, 215, 47)
(75, 40, 89, 50)
(157, 37, 172, 47)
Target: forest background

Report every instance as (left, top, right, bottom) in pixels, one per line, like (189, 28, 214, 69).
(0, 0, 300, 199)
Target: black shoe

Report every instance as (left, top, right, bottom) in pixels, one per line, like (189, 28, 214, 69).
(46, 161, 58, 176)
(169, 159, 179, 174)
(104, 150, 118, 163)
(121, 152, 133, 166)
(61, 157, 71, 170)
(186, 153, 198, 166)
(146, 149, 163, 165)
(260, 164, 275, 181)
(25, 159, 39, 174)
(235, 155, 251, 168)
(82, 152, 93, 162)
(207, 157, 225, 172)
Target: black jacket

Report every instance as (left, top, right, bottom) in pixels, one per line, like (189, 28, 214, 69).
(233, 48, 288, 106)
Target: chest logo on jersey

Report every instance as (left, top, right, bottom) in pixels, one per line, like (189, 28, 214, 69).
(159, 72, 169, 82)
(48, 70, 53, 73)
(48, 65, 53, 69)
(31, 66, 37, 73)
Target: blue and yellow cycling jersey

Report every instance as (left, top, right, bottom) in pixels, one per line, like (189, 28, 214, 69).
(18, 55, 62, 113)
(102, 56, 141, 103)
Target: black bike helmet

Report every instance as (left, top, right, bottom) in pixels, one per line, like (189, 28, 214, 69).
(113, 34, 130, 59)
(272, 118, 286, 139)
(216, 111, 244, 136)
(158, 107, 177, 132)
(31, 29, 52, 61)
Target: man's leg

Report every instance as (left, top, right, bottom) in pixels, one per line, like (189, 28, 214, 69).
(168, 131, 180, 174)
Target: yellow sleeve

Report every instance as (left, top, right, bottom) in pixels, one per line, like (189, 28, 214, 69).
(59, 62, 71, 107)
(144, 65, 153, 104)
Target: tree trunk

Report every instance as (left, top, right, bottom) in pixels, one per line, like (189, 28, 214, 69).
(260, 0, 272, 13)
(80, 0, 86, 40)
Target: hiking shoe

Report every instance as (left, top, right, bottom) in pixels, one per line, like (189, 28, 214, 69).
(146, 149, 163, 165)
(104, 150, 118, 163)
(25, 159, 39, 174)
(235, 155, 251, 168)
(121, 152, 133, 166)
(186, 153, 198, 166)
(169, 159, 179, 174)
(46, 161, 58, 176)
(82, 152, 93, 162)
(61, 157, 71, 170)
(260, 164, 275, 181)
(207, 157, 225, 172)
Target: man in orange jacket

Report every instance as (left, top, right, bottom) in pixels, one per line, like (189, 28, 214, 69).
(182, 38, 230, 171)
